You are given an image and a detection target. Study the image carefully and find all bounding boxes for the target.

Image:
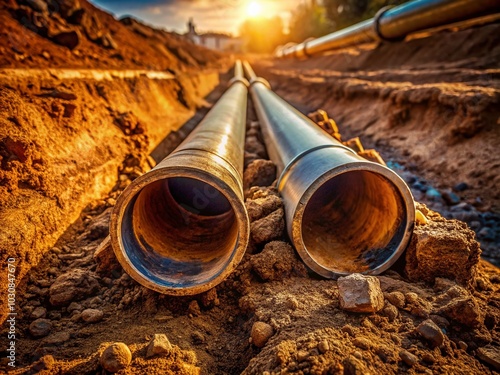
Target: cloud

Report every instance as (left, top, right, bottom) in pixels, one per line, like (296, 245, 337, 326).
(90, 0, 302, 35)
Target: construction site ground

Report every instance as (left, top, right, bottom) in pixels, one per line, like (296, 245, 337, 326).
(1, 1, 499, 374)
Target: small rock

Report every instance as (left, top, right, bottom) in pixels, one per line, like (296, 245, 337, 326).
(42, 51, 51, 60)
(192, 331, 205, 345)
(296, 350, 309, 362)
(146, 334, 172, 358)
(100, 342, 132, 373)
(478, 227, 496, 241)
(453, 182, 469, 192)
(244, 159, 276, 189)
(422, 352, 435, 364)
(385, 291, 405, 309)
(338, 273, 384, 313)
(200, 288, 219, 308)
(399, 350, 418, 367)
(31, 355, 55, 373)
(381, 303, 398, 322)
(318, 340, 329, 354)
(51, 30, 80, 50)
(251, 321, 274, 348)
(343, 355, 368, 375)
(43, 332, 71, 345)
(27, 0, 48, 13)
(245, 194, 282, 222)
(416, 319, 445, 347)
(81, 308, 104, 323)
(67, 302, 83, 313)
(458, 341, 468, 351)
(49, 269, 100, 306)
(442, 190, 460, 205)
(31, 306, 47, 319)
(438, 297, 483, 328)
(476, 345, 500, 370)
(353, 337, 371, 350)
(250, 208, 284, 244)
(425, 188, 441, 201)
(99, 32, 118, 50)
(29, 319, 53, 338)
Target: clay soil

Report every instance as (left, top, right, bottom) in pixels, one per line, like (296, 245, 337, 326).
(1, 1, 500, 374)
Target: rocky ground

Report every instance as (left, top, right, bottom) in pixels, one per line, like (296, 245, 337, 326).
(1, 1, 500, 374)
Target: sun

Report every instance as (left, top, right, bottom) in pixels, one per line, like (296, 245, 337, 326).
(247, 1, 263, 18)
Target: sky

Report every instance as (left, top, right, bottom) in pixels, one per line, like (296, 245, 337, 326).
(89, 0, 303, 36)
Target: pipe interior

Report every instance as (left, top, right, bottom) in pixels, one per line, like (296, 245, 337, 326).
(120, 177, 239, 288)
(301, 170, 407, 274)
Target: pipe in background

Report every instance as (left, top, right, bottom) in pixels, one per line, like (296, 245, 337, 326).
(280, 0, 500, 58)
(109, 61, 250, 295)
(243, 61, 415, 278)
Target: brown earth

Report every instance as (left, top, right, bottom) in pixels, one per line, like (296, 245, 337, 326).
(1, 1, 500, 374)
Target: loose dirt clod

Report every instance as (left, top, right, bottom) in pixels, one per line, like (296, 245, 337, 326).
(81, 308, 104, 323)
(405, 212, 481, 287)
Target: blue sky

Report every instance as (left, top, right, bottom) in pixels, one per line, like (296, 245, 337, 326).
(89, 0, 302, 35)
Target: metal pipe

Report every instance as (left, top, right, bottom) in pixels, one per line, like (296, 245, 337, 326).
(109, 61, 250, 295)
(243, 62, 415, 278)
(280, 0, 500, 58)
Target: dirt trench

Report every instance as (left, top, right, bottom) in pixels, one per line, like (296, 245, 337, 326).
(0, 68, 220, 324)
(3, 68, 500, 374)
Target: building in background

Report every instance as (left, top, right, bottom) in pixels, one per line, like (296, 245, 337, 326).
(185, 19, 243, 52)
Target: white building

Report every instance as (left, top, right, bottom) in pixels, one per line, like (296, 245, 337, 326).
(185, 19, 243, 52)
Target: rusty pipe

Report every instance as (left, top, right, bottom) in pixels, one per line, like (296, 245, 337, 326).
(243, 62, 415, 278)
(109, 61, 250, 295)
(280, 0, 500, 58)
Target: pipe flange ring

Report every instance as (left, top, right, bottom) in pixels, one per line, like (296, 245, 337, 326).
(250, 77, 271, 89)
(228, 77, 250, 88)
(373, 5, 405, 42)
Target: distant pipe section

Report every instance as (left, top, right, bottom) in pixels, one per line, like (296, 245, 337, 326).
(279, 0, 500, 58)
(109, 61, 250, 295)
(243, 61, 415, 278)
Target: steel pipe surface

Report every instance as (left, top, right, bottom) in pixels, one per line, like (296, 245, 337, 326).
(243, 62, 415, 278)
(280, 0, 500, 58)
(109, 62, 250, 295)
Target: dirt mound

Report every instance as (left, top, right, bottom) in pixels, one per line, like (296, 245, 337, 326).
(0, 0, 227, 70)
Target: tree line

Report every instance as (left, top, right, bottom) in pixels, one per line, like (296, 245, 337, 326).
(239, 0, 407, 53)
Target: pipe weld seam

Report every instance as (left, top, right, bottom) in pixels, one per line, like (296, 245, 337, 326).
(249, 77, 271, 90)
(373, 5, 406, 42)
(172, 147, 245, 193)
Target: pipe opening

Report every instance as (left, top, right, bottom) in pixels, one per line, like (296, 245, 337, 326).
(301, 170, 407, 274)
(120, 176, 239, 289)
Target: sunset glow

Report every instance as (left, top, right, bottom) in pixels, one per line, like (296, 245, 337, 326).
(246, 1, 263, 18)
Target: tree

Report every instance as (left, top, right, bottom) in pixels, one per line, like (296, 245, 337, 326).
(323, 0, 407, 30)
(288, 3, 333, 43)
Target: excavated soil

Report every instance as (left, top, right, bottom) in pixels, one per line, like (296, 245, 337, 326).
(1, 2, 500, 375)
